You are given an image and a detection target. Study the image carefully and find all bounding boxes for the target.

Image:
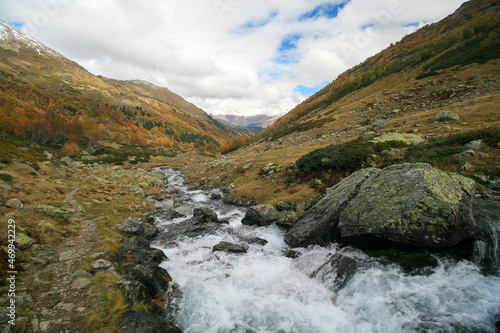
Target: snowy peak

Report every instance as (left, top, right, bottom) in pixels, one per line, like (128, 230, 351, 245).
(0, 19, 59, 57)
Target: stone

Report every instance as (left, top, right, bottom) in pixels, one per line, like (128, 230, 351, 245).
(35, 205, 72, 219)
(310, 254, 359, 292)
(15, 233, 33, 250)
(453, 150, 476, 160)
(114, 218, 145, 237)
(372, 133, 425, 146)
(464, 140, 485, 150)
(275, 202, 297, 212)
(430, 111, 459, 122)
(193, 206, 219, 223)
(91, 259, 115, 273)
(286, 163, 478, 250)
(72, 269, 93, 279)
(212, 241, 248, 254)
(380, 148, 402, 157)
(38, 221, 56, 231)
(478, 152, 490, 158)
(125, 264, 172, 299)
(71, 278, 92, 290)
(119, 311, 183, 333)
(55, 302, 76, 312)
(371, 120, 390, 131)
(241, 204, 279, 226)
(118, 280, 148, 303)
(59, 250, 80, 261)
(5, 198, 23, 209)
(31, 244, 56, 257)
(60, 156, 74, 166)
(43, 151, 53, 160)
(285, 168, 379, 247)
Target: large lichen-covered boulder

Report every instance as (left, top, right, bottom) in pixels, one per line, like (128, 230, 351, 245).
(284, 168, 380, 247)
(285, 163, 478, 250)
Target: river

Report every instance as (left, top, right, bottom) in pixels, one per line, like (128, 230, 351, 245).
(151, 167, 500, 333)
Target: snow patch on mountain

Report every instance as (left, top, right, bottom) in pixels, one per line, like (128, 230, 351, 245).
(0, 20, 60, 57)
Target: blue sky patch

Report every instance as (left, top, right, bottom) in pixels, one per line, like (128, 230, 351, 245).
(294, 82, 329, 97)
(8, 21, 24, 29)
(299, 1, 349, 21)
(403, 22, 420, 28)
(279, 33, 301, 52)
(232, 11, 278, 35)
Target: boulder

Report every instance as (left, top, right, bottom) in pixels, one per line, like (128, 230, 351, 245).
(285, 163, 478, 250)
(372, 133, 424, 146)
(241, 204, 279, 226)
(285, 168, 379, 247)
(453, 150, 475, 160)
(118, 279, 148, 303)
(15, 233, 33, 250)
(91, 259, 115, 274)
(71, 278, 92, 290)
(193, 206, 219, 223)
(6, 198, 23, 209)
(371, 120, 390, 131)
(212, 241, 249, 254)
(125, 264, 172, 300)
(275, 202, 297, 212)
(430, 111, 459, 122)
(115, 218, 145, 237)
(310, 254, 359, 292)
(119, 311, 183, 333)
(464, 140, 485, 150)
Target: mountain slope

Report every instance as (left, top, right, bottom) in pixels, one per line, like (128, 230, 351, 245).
(184, 0, 500, 207)
(213, 114, 280, 128)
(256, 0, 500, 143)
(0, 20, 235, 147)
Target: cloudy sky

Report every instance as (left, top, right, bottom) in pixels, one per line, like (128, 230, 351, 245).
(0, 0, 466, 116)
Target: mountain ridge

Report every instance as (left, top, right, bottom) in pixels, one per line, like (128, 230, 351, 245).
(0, 19, 237, 148)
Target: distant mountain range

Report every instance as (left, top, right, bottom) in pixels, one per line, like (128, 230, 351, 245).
(0, 19, 239, 148)
(213, 113, 280, 129)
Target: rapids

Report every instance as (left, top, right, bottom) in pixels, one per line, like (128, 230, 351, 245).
(151, 167, 500, 333)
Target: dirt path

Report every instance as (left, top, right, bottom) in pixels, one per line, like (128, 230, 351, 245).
(22, 187, 100, 333)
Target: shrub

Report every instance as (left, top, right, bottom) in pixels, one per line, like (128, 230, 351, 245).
(296, 139, 377, 174)
(61, 141, 80, 156)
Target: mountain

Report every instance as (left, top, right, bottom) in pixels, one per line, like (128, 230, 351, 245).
(0, 20, 236, 148)
(213, 114, 280, 129)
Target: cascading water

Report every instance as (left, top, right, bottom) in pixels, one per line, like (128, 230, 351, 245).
(151, 167, 500, 333)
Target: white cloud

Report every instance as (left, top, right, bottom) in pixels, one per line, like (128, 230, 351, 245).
(0, 0, 467, 116)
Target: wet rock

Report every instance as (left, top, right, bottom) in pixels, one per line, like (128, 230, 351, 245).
(15, 233, 33, 250)
(115, 218, 145, 237)
(118, 279, 148, 303)
(310, 254, 359, 292)
(5, 198, 23, 209)
(125, 264, 172, 299)
(241, 204, 279, 227)
(212, 241, 248, 254)
(193, 206, 219, 223)
(146, 208, 184, 222)
(119, 311, 183, 333)
(430, 111, 459, 122)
